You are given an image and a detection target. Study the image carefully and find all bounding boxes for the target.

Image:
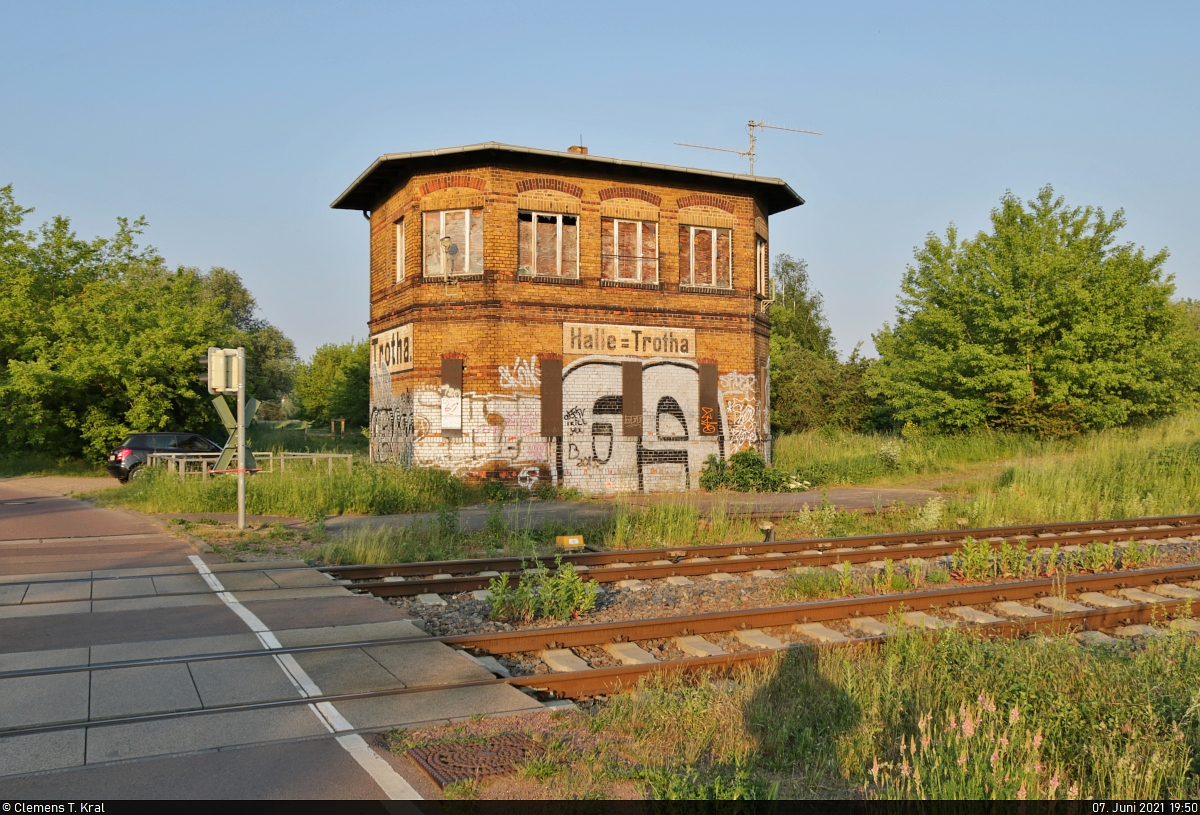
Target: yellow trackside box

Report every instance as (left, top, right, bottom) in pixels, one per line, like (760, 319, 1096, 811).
(556, 535, 585, 551)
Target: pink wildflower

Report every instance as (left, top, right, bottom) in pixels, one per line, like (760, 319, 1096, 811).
(990, 750, 999, 767)
(1048, 774, 1060, 794)
(913, 767, 921, 783)
(1010, 705, 1020, 724)
(901, 759, 910, 778)
(948, 714, 958, 731)
(1033, 732, 1043, 750)
(1069, 784, 1078, 799)
(1035, 762, 1042, 773)
(962, 714, 976, 738)
(921, 733, 931, 749)
(1017, 784, 1027, 800)
(1000, 736, 1009, 746)
(958, 751, 967, 767)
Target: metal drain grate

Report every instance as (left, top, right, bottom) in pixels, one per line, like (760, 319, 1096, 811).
(407, 733, 544, 788)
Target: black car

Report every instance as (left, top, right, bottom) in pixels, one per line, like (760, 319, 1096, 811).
(106, 433, 223, 482)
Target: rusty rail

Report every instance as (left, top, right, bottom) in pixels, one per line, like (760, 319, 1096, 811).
(443, 561, 1200, 654)
(331, 521, 1200, 599)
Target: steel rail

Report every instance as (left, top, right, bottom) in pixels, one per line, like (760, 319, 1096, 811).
(10, 560, 1197, 681)
(511, 598, 1197, 698)
(442, 562, 1200, 654)
(2, 596, 1192, 738)
(342, 525, 1200, 598)
(318, 514, 1200, 582)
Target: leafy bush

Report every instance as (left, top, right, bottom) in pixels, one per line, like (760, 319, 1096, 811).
(699, 449, 811, 493)
(867, 185, 1200, 436)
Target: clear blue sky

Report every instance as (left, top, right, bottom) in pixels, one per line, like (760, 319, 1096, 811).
(3, 1, 1196, 358)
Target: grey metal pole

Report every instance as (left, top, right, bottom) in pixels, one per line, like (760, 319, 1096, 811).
(237, 346, 246, 531)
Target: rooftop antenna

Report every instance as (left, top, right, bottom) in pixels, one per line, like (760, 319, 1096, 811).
(675, 120, 821, 175)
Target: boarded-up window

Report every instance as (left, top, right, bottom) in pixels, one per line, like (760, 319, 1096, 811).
(601, 218, 658, 283)
(698, 362, 719, 436)
(680, 225, 733, 288)
(395, 219, 405, 282)
(518, 212, 578, 278)
(755, 236, 768, 295)
(622, 361, 642, 436)
(540, 358, 563, 437)
(440, 358, 463, 437)
(424, 209, 483, 276)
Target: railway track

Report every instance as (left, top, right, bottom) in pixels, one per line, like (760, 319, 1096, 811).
(320, 514, 1200, 599)
(8, 559, 1200, 738)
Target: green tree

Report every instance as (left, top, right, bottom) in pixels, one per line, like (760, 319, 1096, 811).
(293, 339, 369, 427)
(769, 254, 874, 432)
(867, 186, 1200, 435)
(0, 186, 233, 460)
(191, 266, 297, 410)
(0, 185, 300, 460)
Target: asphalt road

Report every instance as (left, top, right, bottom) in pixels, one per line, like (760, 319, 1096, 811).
(0, 478, 540, 799)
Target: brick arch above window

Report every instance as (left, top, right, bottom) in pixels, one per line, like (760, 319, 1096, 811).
(514, 177, 584, 198)
(418, 175, 487, 196)
(676, 193, 734, 213)
(597, 186, 662, 207)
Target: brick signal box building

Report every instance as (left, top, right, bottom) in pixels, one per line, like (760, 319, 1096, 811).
(332, 142, 803, 494)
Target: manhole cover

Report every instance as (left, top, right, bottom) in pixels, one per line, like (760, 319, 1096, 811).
(407, 733, 544, 787)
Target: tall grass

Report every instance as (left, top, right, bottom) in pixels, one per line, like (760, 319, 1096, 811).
(959, 413, 1200, 526)
(317, 512, 477, 564)
(605, 500, 765, 549)
(0, 454, 106, 478)
(771, 427, 1061, 486)
(593, 627, 1200, 798)
(247, 421, 368, 455)
(90, 464, 474, 517)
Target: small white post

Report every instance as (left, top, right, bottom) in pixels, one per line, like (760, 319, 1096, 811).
(237, 346, 246, 531)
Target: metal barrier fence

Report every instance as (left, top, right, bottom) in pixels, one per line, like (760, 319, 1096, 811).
(279, 453, 353, 475)
(146, 451, 352, 478)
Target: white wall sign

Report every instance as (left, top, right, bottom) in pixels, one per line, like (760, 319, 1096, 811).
(370, 323, 414, 373)
(440, 390, 462, 431)
(563, 322, 695, 359)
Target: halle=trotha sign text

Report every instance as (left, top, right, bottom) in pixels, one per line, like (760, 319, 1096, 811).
(563, 322, 695, 359)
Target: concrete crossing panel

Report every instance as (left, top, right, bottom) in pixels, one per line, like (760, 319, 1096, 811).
(188, 656, 305, 707)
(85, 706, 329, 764)
(0, 672, 90, 729)
(0, 728, 86, 777)
(89, 664, 203, 719)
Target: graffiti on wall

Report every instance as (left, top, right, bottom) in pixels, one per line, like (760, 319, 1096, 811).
(499, 356, 540, 390)
(369, 352, 762, 493)
(369, 359, 414, 465)
(719, 371, 759, 454)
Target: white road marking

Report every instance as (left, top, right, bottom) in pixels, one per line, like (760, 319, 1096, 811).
(189, 555, 422, 799)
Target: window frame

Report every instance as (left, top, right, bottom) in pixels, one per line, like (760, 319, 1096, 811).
(395, 218, 406, 283)
(681, 224, 733, 288)
(423, 208, 482, 278)
(601, 217, 659, 284)
(755, 235, 768, 295)
(517, 210, 580, 279)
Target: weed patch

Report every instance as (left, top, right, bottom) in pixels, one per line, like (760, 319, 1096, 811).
(488, 558, 598, 622)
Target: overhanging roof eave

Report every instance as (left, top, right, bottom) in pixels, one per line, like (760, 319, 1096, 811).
(329, 142, 804, 214)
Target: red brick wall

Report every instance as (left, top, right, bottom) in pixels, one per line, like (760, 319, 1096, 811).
(364, 162, 774, 493)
